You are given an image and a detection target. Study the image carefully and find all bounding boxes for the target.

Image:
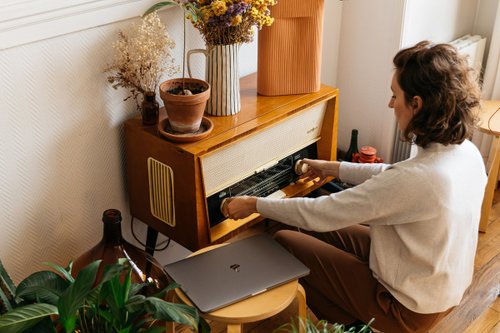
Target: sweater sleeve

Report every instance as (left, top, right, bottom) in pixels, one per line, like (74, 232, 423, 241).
(339, 161, 390, 185)
(256, 163, 439, 232)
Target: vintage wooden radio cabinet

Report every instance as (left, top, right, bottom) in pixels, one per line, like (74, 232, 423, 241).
(124, 74, 338, 252)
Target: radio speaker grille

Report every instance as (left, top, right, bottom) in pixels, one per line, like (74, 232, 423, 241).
(147, 158, 176, 227)
(201, 102, 327, 196)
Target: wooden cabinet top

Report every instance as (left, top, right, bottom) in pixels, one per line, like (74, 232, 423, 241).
(125, 73, 338, 156)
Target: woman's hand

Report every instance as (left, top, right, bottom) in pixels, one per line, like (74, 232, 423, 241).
(221, 196, 258, 220)
(300, 159, 340, 185)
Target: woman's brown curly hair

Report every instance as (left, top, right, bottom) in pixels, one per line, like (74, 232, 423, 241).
(393, 41, 481, 148)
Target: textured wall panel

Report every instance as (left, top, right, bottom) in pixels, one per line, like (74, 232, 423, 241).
(0, 9, 225, 281)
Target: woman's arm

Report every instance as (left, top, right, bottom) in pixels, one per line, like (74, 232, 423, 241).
(221, 159, 340, 219)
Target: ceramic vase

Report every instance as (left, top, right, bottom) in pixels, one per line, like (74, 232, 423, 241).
(257, 0, 325, 96)
(188, 44, 241, 116)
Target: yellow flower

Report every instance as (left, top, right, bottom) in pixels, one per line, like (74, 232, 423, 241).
(200, 7, 213, 22)
(211, 1, 228, 16)
(231, 15, 242, 26)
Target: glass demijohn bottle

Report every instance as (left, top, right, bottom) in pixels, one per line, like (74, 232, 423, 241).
(72, 209, 168, 294)
(344, 129, 359, 162)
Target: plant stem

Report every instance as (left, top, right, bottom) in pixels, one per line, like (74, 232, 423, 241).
(182, 8, 186, 92)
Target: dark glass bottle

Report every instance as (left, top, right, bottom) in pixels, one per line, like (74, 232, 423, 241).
(72, 209, 168, 294)
(141, 92, 159, 126)
(344, 129, 359, 162)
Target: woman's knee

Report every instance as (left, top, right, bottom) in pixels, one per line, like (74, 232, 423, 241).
(273, 229, 301, 251)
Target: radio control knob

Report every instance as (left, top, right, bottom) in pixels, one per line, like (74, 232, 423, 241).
(220, 198, 229, 217)
(294, 160, 309, 175)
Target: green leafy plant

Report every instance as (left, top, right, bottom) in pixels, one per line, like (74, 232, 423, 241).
(274, 317, 374, 333)
(0, 258, 210, 333)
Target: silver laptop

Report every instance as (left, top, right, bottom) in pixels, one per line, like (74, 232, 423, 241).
(164, 233, 310, 313)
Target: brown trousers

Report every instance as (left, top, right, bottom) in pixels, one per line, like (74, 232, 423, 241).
(274, 226, 450, 333)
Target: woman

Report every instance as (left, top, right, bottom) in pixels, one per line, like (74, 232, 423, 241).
(222, 41, 487, 333)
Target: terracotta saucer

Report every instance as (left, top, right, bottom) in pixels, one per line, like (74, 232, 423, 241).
(158, 116, 214, 143)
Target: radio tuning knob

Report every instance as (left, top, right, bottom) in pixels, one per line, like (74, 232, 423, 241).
(220, 198, 229, 217)
(294, 160, 309, 176)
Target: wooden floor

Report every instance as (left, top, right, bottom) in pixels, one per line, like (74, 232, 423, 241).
(176, 190, 500, 333)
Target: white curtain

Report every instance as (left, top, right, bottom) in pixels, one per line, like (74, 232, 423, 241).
(480, 2, 500, 170)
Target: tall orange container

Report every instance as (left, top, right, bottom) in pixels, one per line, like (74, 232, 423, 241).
(257, 0, 325, 96)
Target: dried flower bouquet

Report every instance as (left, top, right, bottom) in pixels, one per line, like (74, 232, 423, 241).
(105, 12, 179, 110)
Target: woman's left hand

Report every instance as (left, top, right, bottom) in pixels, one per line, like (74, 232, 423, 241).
(221, 196, 258, 220)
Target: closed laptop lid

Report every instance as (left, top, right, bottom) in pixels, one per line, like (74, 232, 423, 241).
(164, 233, 310, 313)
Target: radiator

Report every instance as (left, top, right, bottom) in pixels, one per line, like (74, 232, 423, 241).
(391, 128, 412, 163)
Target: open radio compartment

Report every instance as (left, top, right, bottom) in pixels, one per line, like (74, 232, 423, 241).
(124, 74, 339, 251)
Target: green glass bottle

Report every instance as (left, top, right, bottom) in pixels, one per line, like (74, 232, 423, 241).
(344, 129, 359, 162)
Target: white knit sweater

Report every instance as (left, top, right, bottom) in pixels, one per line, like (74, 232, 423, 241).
(256, 140, 487, 313)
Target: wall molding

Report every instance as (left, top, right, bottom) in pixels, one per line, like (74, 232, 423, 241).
(0, 0, 160, 50)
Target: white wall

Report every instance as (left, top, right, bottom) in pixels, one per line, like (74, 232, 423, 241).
(335, 0, 484, 161)
(0, 3, 207, 281)
(402, 0, 478, 47)
(336, 0, 406, 161)
(476, 0, 500, 77)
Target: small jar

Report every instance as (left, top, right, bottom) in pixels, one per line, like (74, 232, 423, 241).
(141, 91, 160, 126)
(353, 146, 383, 163)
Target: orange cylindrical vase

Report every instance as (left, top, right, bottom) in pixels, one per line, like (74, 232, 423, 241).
(257, 0, 325, 96)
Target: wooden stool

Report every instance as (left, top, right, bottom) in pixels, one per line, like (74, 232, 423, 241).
(167, 243, 307, 333)
(477, 100, 500, 233)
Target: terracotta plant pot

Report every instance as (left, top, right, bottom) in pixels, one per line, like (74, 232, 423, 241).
(159, 78, 210, 133)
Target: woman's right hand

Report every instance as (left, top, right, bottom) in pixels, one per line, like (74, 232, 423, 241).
(300, 159, 340, 185)
(221, 196, 258, 220)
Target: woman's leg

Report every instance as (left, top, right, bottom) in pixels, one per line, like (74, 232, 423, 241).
(274, 228, 447, 333)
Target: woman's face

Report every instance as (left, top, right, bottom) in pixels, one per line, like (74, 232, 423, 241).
(388, 72, 418, 131)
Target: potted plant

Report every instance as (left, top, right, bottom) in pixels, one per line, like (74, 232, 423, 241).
(274, 317, 374, 333)
(0, 258, 210, 333)
(141, 4, 211, 135)
(105, 11, 179, 126)
(144, 0, 275, 117)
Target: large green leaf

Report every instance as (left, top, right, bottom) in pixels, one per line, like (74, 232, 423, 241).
(128, 282, 147, 298)
(23, 316, 58, 333)
(99, 262, 127, 285)
(42, 261, 74, 284)
(0, 290, 13, 314)
(143, 1, 178, 17)
(16, 271, 69, 305)
(98, 268, 134, 329)
(0, 260, 17, 311)
(0, 303, 57, 333)
(87, 261, 129, 314)
(58, 260, 100, 333)
(142, 297, 200, 329)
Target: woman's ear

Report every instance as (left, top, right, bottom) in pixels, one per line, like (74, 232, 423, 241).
(412, 96, 423, 114)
